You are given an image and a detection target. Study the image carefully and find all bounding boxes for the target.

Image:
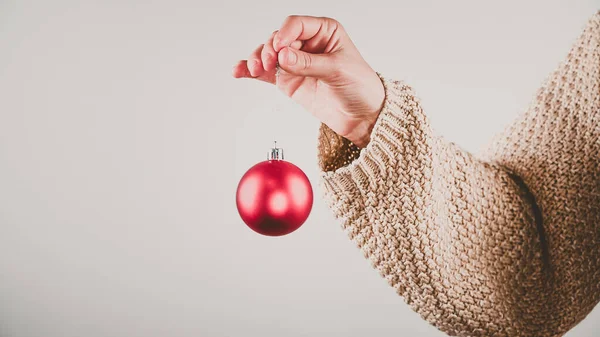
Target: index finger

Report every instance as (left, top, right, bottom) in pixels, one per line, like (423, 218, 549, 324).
(273, 15, 338, 52)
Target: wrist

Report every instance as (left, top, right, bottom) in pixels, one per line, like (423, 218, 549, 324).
(352, 75, 385, 148)
(350, 114, 378, 148)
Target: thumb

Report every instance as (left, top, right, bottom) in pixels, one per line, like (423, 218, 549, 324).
(277, 47, 333, 78)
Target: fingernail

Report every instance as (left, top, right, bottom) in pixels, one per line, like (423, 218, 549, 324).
(286, 49, 297, 65)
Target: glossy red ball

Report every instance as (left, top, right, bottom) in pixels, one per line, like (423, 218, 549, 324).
(236, 159, 313, 236)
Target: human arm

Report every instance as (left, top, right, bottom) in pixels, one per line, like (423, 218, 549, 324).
(317, 12, 600, 336)
(232, 12, 600, 336)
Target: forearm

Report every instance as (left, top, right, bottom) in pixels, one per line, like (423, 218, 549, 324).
(318, 11, 600, 337)
(317, 75, 549, 336)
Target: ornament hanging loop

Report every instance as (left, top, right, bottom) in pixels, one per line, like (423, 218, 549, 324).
(268, 63, 285, 161)
(269, 62, 284, 160)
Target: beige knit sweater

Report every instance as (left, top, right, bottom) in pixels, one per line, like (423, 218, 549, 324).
(316, 11, 600, 337)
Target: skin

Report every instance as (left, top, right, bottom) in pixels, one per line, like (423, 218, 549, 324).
(231, 15, 385, 148)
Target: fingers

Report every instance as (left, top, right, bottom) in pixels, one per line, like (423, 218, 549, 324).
(277, 46, 335, 78)
(289, 40, 303, 50)
(246, 34, 302, 76)
(232, 15, 332, 81)
(246, 44, 266, 77)
(231, 35, 304, 82)
(261, 31, 277, 71)
(263, 31, 303, 71)
(231, 60, 276, 84)
(273, 15, 337, 52)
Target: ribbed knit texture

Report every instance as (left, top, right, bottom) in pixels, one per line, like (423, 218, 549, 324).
(316, 11, 600, 337)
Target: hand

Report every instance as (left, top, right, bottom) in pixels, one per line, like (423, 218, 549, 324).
(231, 15, 385, 148)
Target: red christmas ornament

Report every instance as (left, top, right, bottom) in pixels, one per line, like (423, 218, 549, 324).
(236, 142, 313, 236)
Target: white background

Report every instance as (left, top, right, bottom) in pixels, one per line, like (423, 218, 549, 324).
(0, 1, 598, 336)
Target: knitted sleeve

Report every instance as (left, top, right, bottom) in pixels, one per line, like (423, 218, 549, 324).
(316, 11, 599, 337)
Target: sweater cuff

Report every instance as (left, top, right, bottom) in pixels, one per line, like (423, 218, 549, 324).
(316, 73, 426, 199)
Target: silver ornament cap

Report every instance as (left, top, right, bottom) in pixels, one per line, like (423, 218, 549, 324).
(267, 141, 284, 160)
